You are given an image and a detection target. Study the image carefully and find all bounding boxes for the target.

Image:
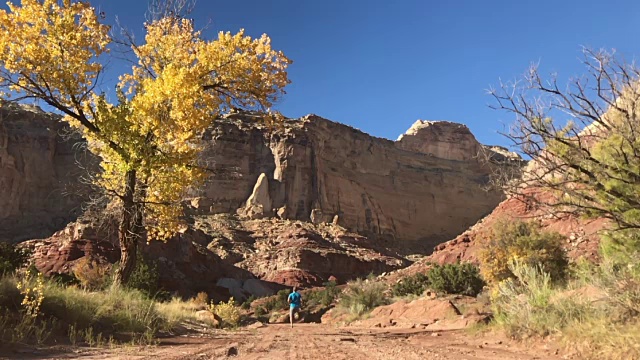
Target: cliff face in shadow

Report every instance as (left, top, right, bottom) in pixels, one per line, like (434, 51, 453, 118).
(0, 104, 89, 242)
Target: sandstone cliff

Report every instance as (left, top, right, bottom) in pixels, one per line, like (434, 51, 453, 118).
(0, 104, 88, 243)
(1, 105, 520, 294)
(1, 106, 513, 253)
(191, 112, 511, 250)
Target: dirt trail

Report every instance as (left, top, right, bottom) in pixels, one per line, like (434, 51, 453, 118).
(3, 323, 565, 360)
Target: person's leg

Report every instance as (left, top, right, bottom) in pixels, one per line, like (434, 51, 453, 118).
(289, 306, 294, 328)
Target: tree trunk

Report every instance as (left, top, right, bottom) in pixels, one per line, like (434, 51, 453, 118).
(114, 169, 139, 285)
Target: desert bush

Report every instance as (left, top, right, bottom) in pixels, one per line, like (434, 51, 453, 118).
(43, 282, 163, 338)
(491, 258, 640, 359)
(338, 279, 388, 316)
(427, 263, 486, 297)
(305, 280, 340, 307)
(491, 259, 583, 338)
(392, 272, 429, 297)
(262, 289, 290, 313)
(254, 306, 267, 318)
(126, 257, 161, 299)
(156, 297, 200, 329)
(0, 271, 52, 344)
(392, 263, 485, 297)
(479, 219, 568, 284)
(73, 258, 112, 291)
(0, 242, 30, 275)
(600, 230, 640, 273)
(209, 297, 241, 328)
(191, 291, 210, 307)
(50, 272, 81, 287)
(241, 295, 256, 309)
(0, 272, 207, 346)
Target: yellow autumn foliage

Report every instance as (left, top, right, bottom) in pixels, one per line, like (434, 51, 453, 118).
(0, 1, 291, 242)
(478, 219, 568, 285)
(209, 297, 241, 328)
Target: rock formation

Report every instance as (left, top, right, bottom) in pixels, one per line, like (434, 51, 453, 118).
(1, 104, 522, 294)
(0, 103, 88, 243)
(1, 105, 513, 250)
(191, 112, 515, 250)
(237, 173, 272, 219)
(384, 188, 608, 283)
(22, 215, 408, 293)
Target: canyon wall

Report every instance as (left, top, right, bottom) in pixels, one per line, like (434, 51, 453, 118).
(0, 105, 514, 250)
(190, 112, 511, 249)
(0, 104, 88, 242)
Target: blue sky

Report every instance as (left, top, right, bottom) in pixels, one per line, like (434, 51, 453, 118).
(26, 1, 640, 146)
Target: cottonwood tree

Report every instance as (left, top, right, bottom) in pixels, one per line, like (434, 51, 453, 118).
(0, 0, 291, 284)
(489, 48, 640, 238)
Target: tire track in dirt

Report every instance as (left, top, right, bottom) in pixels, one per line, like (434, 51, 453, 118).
(16, 323, 564, 359)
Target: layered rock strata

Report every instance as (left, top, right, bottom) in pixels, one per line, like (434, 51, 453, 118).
(192, 112, 514, 250)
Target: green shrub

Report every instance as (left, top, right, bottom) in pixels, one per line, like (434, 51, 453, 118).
(491, 259, 578, 338)
(600, 230, 640, 273)
(254, 306, 266, 318)
(490, 258, 640, 359)
(262, 289, 289, 313)
(427, 263, 485, 297)
(392, 272, 429, 297)
(0, 242, 30, 275)
(305, 280, 340, 308)
(242, 295, 256, 310)
(479, 219, 568, 284)
(49, 272, 80, 287)
(338, 279, 388, 316)
(126, 257, 161, 299)
(0, 273, 174, 345)
(392, 263, 485, 297)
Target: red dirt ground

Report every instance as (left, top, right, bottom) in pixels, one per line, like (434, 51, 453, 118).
(1, 323, 569, 360)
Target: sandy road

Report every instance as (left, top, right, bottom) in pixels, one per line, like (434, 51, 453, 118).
(16, 323, 564, 360)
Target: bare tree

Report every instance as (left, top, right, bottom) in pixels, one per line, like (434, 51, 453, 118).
(488, 47, 640, 230)
(146, 0, 197, 22)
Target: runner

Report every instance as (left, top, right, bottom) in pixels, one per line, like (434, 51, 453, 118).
(287, 286, 302, 328)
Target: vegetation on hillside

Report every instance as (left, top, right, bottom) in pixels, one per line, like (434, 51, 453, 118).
(483, 48, 640, 359)
(392, 263, 485, 297)
(479, 220, 568, 285)
(337, 278, 389, 317)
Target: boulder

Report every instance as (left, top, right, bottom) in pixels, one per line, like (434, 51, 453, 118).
(217, 278, 244, 290)
(242, 279, 276, 298)
(195, 310, 220, 328)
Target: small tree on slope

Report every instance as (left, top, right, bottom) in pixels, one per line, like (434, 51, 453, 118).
(489, 48, 640, 253)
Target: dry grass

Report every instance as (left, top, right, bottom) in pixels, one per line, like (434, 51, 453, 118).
(490, 259, 640, 359)
(156, 297, 201, 328)
(0, 273, 207, 346)
(336, 278, 388, 320)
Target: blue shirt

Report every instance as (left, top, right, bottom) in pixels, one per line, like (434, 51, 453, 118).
(288, 291, 301, 308)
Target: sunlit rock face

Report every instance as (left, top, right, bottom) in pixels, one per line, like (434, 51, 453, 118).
(192, 112, 513, 249)
(1, 105, 514, 251)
